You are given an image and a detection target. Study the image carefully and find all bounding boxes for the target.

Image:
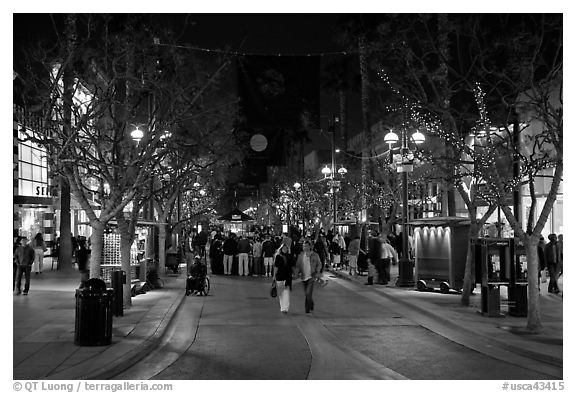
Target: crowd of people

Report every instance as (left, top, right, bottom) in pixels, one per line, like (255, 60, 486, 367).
(537, 233, 563, 294)
(182, 227, 407, 314)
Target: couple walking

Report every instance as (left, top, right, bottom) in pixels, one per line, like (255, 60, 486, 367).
(272, 240, 322, 314)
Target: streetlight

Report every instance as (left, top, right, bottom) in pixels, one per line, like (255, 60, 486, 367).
(130, 126, 144, 144)
(385, 127, 425, 287)
(321, 157, 347, 225)
(293, 182, 303, 234)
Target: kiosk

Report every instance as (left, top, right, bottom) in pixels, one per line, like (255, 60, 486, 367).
(411, 217, 470, 293)
(217, 208, 255, 236)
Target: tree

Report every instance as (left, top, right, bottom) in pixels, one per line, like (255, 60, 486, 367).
(368, 14, 562, 330)
(16, 15, 245, 287)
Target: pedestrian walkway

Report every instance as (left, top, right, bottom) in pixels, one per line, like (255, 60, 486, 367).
(12, 264, 563, 380)
(13, 269, 186, 380)
(328, 263, 563, 369)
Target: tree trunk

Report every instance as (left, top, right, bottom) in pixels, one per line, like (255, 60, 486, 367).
(58, 177, 73, 271)
(158, 224, 167, 276)
(461, 220, 479, 306)
(524, 239, 543, 332)
(59, 14, 76, 272)
(117, 216, 134, 309)
(89, 221, 105, 278)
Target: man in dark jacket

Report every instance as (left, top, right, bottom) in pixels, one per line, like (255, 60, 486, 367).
(544, 234, 561, 294)
(222, 234, 238, 275)
(366, 231, 382, 285)
(14, 237, 35, 295)
(237, 234, 252, 276)
(262, 234, 277, 277)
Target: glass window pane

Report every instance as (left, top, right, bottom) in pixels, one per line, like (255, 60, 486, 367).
(20, 179, 33, 196)
(21, 163, 32, 180)
(21, 145, 32, 163)
(33, 165, 42, 182)
(31, 148, 43, 164)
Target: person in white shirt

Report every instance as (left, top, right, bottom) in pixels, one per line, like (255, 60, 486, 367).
(273, 244, 294, 314)
(379, 236, 399, 285)
(347, 236, 361, 276)
(293, 241, 323, 313)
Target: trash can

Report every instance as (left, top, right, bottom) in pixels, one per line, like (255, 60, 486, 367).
(74, 278, 114, 346)
(481, 284, 503, 317)
(508, 283, 528, 317)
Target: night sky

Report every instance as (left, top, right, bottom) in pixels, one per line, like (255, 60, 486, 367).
(13, 13, 346, 55)
(158, 14, 345, 54)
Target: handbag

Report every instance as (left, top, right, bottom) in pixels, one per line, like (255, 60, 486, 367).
(540, 270, 548, 283)
(270, 280, 277, 298)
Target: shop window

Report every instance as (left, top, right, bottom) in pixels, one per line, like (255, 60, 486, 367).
(17, 126, 50, 197)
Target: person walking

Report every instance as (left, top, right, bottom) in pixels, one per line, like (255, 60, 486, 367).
(262, 234, 276, 277)
(222, 233, 237, 276)
(31, 233, 47, 274)
(209, 235, 224, 275)
(537, 235, 547, 289)
(379, 236, 399, 285)
(273, 244, 294, 314)
(76, 239, 90, 289)
(14, 237, 35, 295)
(544, 233, 561, 294)
(347, 235, 361, 276)
(237, 234, 251, 276)
(330, 234, 343, 270)
(252, 237, 263, 276)
(366, 231, 382, 285)
(313, 234, 328, 272)
(197, 229, 208, 257)
(14, 236, 23, 289)
(293, 240, 322, 313)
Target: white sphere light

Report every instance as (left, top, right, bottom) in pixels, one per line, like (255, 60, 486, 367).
(411, 130, 425, 144)
(131, 127, 144, 142)
(384, 130, 399, 145)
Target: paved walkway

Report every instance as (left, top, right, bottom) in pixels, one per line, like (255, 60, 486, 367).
(328, 264, 563, 370)
(13, 269, 186, 380)
(12, 264, 563, 380)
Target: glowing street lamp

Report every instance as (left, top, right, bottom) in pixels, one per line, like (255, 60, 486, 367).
(131, 126, 144, 144)
(384, 127, 426, 287)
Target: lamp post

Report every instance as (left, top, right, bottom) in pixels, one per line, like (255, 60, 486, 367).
(323, 116, 347, 227)
(384, 127, 425, 287)
(321, 163, 347, 226)
(293, 182, 302, 234)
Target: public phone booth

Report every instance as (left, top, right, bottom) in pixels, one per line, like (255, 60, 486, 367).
(472, 238, 527, 317)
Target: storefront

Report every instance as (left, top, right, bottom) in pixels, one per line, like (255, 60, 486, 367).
(218, 208, 255, 236)
(13, 116, 56, 260)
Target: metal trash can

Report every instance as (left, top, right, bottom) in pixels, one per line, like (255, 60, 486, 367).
(481, 284, 503, 317)
(74, 278, 114, 346)
(509, 283, 528, 317)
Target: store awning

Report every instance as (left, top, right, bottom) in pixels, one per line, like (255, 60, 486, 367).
(217, 208, 254, 222)
(408, 216, 470, 227)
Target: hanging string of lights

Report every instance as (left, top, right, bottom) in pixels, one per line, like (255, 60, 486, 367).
(154, 42, 358, 57)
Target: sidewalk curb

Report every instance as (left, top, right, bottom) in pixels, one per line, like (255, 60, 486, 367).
(328, 269, 563, 369)
(48, 276, 187, 380)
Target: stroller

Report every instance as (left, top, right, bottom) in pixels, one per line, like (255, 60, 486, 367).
(186, 256, 210, 296)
